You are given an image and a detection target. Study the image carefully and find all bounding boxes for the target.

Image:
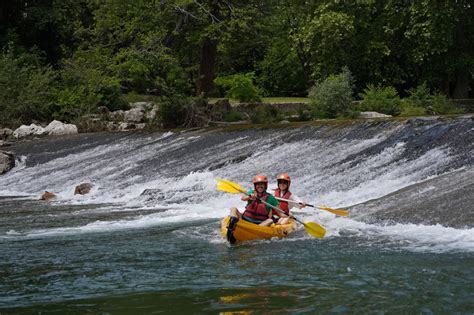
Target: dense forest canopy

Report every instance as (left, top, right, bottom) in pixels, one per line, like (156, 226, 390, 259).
(0, 0, 473, 126)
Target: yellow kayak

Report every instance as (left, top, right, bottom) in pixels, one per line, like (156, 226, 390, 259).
(220, 216, 297, 243)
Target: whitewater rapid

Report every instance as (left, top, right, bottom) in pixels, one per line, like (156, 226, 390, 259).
(1, 119, 473, 253)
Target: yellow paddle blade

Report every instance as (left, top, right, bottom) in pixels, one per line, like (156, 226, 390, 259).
(302, 221, 326, 238)
(215, 178, 247, 194)
(318, 206, 349, 216)
(216, 181, 241, 194)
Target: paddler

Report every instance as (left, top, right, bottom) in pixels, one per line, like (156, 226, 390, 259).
(227, 174, 279, 243)
(272, 173, 307, 225)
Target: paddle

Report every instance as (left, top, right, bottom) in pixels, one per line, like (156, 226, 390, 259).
(216, 178, 326, 238)
(274, 196, 349, 216)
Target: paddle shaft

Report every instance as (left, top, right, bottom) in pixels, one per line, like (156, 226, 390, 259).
(275, 196, 348, 216)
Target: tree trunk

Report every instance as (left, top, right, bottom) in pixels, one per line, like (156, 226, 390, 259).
(196, 37, 218, 96)
(453, 69, 470, 99)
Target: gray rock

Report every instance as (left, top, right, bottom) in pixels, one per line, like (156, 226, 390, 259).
(44, 120, 78, 135)
(0, 128, 13, 140)
(13, 124, 46, 138)
(124, 108, 145, 123)
(359, 111, 392, 118)
(0, 150, 15, 174)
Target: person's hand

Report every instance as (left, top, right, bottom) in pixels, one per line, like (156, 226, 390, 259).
(248, 194, 256, 201)
(299, 202, 307, 209)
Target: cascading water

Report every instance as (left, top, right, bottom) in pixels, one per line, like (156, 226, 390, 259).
(1, 117, 473, 313)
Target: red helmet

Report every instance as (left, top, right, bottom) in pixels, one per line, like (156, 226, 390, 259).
(253, 174, 268, 184)
(277, 173, 291, 187)
(253, 174, 268, 189)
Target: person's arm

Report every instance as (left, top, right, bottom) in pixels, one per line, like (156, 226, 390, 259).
(242, 189, 255, 201)
(290, 194, 307, 209)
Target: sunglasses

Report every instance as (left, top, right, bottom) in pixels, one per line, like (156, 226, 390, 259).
(278, 180, 289, 185)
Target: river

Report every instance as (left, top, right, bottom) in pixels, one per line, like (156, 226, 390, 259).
(1, 118, 473, 313)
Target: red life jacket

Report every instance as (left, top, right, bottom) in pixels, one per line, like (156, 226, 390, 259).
(243, 192, 271, 222)
(274, 189, 292, 215)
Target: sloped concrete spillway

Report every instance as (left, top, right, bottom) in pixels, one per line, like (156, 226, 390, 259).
(1, 117, 473, 231)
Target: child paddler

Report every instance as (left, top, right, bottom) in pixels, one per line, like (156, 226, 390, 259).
(227, 174, 279, 243)
(272, 173, 306, 225)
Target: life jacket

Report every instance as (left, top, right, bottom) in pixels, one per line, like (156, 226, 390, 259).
(243, 192, 271, 222)
(274, 189, 292, 215)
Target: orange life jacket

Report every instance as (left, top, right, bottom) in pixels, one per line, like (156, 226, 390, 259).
(274, 189, 292, 215)
(243, 192, 271, 222)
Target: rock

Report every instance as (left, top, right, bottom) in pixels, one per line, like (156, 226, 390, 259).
(0, 140, 12, 147)
(130, 102, 151, 111)
(359, 111, 392, 118)
(124, 108, 145, 123)
(146, 105, 160, 121)
(74, 183, 93, 195)
(40, 191, 56, 201)
(0, 128, 13, 140)
(109, 110, 125, 121)
(13, 124, 46, 138)
(0, 150, 15, 174)
(44, 120, 78, 136)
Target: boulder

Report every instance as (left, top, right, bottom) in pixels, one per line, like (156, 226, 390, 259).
(0, 150, 15, 174)
(74, 183, 93, 195)
(108, 110, 125, 121)
(13, 124, 46, 138)
(124, 108, 145, 123)
(146, 105, 160, 121)
(0, 128, 13, 140)
(359, 111, 392, 119)
(44, 120, 78, 136)
(40, 191, 56, 201)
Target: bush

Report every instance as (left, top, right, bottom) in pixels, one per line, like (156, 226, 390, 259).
(359, 85, 401, 116)
(405, 83, 432, 109)
(0, 50, 56, 127)
(402, 83, 462, 115)
(214, 73, 262, 103)
(431, 93, 464, 115)
(400, 101, 427, 116)
(309, 67, 354, 118)
(224, 111, 244, 122)
(158, 96, 190, 128)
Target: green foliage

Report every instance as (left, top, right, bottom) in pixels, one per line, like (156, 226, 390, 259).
(249, 105, 282, 124)
(402, 83, 461, 115)
(51, 50, 127, 121)
(223, 111, 244, 122)
(258, 39, 307, 96)
(158, 96, 190, 128)
(214, 73, 262, 103)
(0, 50, 56, 127)
(405, 83, 433, 109)
(431, 93, 464, 115)
(400, 102, 427, 116)
(309, 67, 355, 118)
(359, 85, 401, 116)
